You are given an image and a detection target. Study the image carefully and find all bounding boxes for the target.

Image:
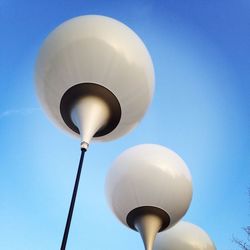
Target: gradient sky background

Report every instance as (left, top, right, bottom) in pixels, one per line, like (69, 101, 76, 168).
(0, 1, 249, 249)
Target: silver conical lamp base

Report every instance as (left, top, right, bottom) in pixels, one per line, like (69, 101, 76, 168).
(59, 83, 122, 149)
(71, 95, 110, 149)
(135, 214, 162, 250)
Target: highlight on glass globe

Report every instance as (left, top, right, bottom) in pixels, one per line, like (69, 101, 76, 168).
(154, 221, 216, 250)
(35, 15, 155, 149)
(105, 144, 193, 250)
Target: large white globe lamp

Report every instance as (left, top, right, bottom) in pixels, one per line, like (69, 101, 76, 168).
(36, 15, 154, 149)
(106, 144, 193, 250)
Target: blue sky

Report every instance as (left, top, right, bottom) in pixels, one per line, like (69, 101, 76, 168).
(0, 0, 249, 249)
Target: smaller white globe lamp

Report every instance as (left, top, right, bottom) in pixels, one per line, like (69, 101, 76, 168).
(154, 221, 216, 250)
(106, 144, 193, 250)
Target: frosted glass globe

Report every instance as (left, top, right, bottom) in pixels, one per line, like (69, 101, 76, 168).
(105, 144, 193, 229)
(35, 15, 154, 142)
(154, 221, 216, 250)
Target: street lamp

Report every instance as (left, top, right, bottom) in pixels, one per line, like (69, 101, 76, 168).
(35, 15, 154, 249)
(153, 221, 216, 250)
(105, 144, 193, 250)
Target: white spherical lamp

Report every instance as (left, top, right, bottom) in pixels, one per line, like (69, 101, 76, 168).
(35, 15, 154, 149)
(106, 144, 193, 250)
(154, 221, 216, 250)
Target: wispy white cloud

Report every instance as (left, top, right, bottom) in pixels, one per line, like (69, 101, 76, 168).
(0, 108, 41, 119)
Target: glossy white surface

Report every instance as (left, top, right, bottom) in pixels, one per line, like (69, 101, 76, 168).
(154, 221, 216, 250)
(35, 15, 154, 141)
(106, 144, 192, 229)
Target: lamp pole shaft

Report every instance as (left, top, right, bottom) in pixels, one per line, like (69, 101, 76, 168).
(60, 148, 86, 250)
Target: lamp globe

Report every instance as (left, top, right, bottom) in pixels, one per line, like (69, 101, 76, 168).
(154, 221, 216, 250)
(105, 144, 193, 250)
(35, 15, 154, 149)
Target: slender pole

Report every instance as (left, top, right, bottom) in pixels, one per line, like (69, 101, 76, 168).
(60, 148, 86, 250)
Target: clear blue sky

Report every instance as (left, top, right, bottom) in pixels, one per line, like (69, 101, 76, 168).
(0, 1, 249, 249)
